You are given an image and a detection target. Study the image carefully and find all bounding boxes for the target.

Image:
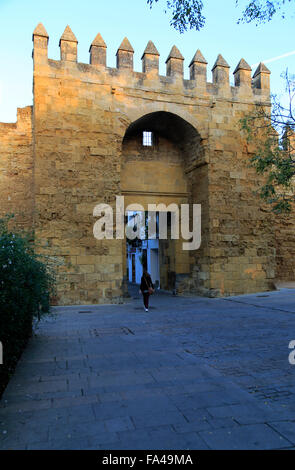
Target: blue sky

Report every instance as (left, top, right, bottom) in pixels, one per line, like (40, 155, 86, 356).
(0, 0, 294, 121)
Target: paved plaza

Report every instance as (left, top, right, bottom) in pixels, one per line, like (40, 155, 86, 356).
(1, 285, 295, 450)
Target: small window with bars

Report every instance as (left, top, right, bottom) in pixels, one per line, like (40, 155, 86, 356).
(142, 131, 153, 147)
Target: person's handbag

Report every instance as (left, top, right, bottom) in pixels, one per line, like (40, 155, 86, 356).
(148, 286, 154, 295)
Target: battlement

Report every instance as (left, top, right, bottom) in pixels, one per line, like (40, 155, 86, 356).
(33, 23, 271, 103)
(0, 106, 32, 132)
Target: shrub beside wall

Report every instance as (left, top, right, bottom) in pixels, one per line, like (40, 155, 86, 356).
(0, 216, 55, 397)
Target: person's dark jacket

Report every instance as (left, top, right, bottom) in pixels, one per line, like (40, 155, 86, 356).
(140, 273, 154, 293)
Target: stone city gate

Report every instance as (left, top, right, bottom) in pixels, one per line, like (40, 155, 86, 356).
(121, 111, 203, 292)
(0, 23, 294, 305)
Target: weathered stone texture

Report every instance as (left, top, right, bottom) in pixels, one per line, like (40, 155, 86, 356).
(0, 24, 294, 305)
(275, 211, 295, 281)
(0, 106, 33, 229)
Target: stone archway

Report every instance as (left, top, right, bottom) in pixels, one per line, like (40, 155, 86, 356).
(120, 111, 207, 294)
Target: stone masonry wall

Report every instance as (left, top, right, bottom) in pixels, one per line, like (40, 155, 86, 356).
(31, 25, 290, 303)
(275, 211, 295, 281)
(0, 107, 33, 229)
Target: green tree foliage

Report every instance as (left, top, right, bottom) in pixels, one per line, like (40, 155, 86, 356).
(147, 0, 294, 32)
(147, 0, 205, 32)
(0, 216, 56, 396)
(240, 71, 295, 213)
(237, 0, 293, 24)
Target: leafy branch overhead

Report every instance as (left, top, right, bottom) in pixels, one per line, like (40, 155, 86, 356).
(147, 0, 205, 33)
(236, 0, 293, 24)
(147, 0, 294, 32)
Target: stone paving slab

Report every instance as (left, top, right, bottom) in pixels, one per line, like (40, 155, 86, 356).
(0, 286, 295, 449)
(198, 423, 292, 450)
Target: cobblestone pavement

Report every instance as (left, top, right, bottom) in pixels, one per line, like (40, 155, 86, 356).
(1, 286, 295, 450)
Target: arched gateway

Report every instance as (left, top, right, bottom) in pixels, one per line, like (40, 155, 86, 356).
(121, 111, 204, 293)
(0, 24, 294, 305)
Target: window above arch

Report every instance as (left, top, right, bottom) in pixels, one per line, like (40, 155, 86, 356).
(142, 131, 153, 147)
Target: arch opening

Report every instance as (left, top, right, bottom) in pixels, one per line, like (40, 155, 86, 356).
(121, 111, 207, 295)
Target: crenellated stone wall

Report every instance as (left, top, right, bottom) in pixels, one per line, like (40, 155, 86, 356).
(0, 22, 294, 305)
(0, 107, 33, 229)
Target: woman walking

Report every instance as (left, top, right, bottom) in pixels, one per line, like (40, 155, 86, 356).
(140, 268, 154, 312)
